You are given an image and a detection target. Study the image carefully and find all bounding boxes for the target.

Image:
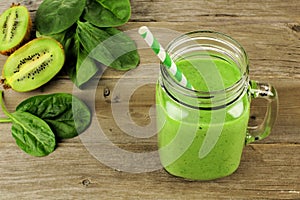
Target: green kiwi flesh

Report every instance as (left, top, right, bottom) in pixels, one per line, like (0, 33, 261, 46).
(2, 37, 65, 92)
(0, 4, 32, 55)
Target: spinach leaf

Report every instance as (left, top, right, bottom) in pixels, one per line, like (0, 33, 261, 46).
(0, 91, 56, 157)
(84, 0, 131, 27)
(68, 38, 99, 88)
(73, 50, 98, 88)
(95, 27, 140, 71)
(10, 111, 56, 157)
(35, 0, 139, 87)
(76, 21, 140, 70)
(35, 0, 86, 35)
(36, 28, 75, 53)
(16, 93, 91, 139)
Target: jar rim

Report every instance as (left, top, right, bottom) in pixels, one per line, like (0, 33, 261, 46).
(159, 30, 249, 109)
(162, 30, 249, 94)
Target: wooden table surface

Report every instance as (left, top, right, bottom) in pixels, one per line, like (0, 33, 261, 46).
(0, 0, 300, 199)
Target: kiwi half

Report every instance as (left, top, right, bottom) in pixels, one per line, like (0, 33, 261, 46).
(1, 37, 65, 92)
(0, 3, 32, 55)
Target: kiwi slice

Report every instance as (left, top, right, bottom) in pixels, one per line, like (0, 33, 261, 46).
(1, 37, 65, 92)
(0, 3, 32, 55)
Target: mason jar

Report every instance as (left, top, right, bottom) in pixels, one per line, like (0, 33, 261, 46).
(156, 30, 278, 180)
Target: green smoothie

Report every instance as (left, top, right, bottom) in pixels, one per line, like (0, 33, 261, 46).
(156, 57, 250, 180)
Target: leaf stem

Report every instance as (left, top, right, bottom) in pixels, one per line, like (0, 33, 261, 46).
(0, 118, 12, 123)
(0, 90, 11, 118)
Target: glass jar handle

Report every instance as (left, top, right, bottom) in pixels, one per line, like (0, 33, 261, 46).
(246, 80, 278, 144)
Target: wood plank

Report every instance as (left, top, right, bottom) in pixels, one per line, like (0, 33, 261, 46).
(130, 0, 300, 22)
(0, 143, 299, 199)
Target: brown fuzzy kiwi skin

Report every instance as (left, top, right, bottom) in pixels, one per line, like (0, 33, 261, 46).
(1, 71, 8, 90)
(0, 3, 32, 56)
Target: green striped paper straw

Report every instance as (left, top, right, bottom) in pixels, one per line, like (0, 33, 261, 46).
(138, 26, 193, 89)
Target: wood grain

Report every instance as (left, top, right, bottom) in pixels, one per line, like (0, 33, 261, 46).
(0, 0, 300, 199)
